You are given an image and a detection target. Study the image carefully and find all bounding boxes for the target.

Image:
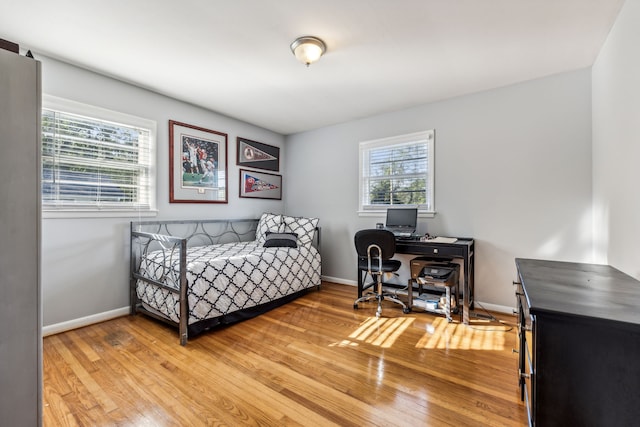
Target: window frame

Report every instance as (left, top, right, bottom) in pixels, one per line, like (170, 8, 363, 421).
(42, 95, 157, 219)
(358, 130, 435, 217)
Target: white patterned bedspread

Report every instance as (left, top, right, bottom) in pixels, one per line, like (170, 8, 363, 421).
(136, 241, 321, 325)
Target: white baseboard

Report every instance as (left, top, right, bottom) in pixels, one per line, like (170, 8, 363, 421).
(472, 301, 514, 315)
(43, 306, 130, 337)
(321, 275, 514, 315)
(321, 275, 357, 286)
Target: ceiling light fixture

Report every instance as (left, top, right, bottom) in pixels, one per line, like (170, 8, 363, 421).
(290, 36, 326, 67)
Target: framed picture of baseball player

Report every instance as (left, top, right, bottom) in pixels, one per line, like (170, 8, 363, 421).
(236, 137, 279, 171)
(239, 169, 282, 200)
(169, 120, 228, 203)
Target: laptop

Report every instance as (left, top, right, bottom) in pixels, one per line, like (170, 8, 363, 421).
(385, 208, 418, 238)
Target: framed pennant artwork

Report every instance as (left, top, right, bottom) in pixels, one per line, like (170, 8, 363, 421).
(237, 137, 280, 171)
(239, 168, 282, 200)
(169, 120, 228, 203)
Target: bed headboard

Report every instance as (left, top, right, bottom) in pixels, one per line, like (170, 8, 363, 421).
(130, 218, 258, 248)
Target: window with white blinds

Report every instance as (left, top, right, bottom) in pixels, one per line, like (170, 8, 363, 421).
(359, 130, 434, 213)
(42, 96, 156, 215)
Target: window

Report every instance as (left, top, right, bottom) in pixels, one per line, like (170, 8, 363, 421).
(359, 130, 434, 214)
(42, 96, 156, 217)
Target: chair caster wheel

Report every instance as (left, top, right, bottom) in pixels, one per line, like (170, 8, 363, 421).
(353, 304, 358, 309)
(403, 308, 411, 314)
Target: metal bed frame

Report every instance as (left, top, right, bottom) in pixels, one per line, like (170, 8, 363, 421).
(130, 218, 320, 345)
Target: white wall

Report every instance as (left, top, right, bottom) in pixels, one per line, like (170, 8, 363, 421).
(592, 0, 640, 278)
(40, 55, 285, 327)
(285, 69, 593, 308)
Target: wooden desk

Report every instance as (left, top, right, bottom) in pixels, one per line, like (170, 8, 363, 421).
(396, 238, 474, 324)
(356, 237, 475, 324)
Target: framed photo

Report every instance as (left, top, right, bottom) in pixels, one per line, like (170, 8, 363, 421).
(237, 137, 280, 171)
(169, 120, 228, 203)
(239, 168, 282, 200)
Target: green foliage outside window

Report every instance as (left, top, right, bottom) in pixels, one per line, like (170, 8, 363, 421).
(42, 109, 150, 207)
(367, 144, 428, 206)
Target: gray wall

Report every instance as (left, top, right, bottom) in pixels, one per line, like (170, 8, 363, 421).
(40, 55, 286, 327)
(592, 0, 640, 278)
(285, 69, 594, 309)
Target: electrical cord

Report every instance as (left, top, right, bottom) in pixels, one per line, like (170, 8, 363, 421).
(468, 300, 514, 332)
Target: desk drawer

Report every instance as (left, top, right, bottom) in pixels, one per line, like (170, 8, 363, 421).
(397, 242, 464, 258)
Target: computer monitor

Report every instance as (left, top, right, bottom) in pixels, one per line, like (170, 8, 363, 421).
(385, 208, 418, 233)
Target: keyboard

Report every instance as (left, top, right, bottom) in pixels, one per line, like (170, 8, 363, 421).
(393, 231, 413, 238)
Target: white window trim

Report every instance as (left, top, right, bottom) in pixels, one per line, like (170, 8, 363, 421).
(42, 95, 158, 219)
(358, 130, 435, 217)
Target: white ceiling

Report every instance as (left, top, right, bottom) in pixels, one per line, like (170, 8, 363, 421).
(0, 0, 625, 135)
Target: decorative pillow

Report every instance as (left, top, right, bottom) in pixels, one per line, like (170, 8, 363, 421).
(263, 232, 298, 248)
(282, 215, 319, 248)
(255, 213, 284, 245)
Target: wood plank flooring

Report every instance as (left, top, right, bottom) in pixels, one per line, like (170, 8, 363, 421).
(43, 282, 527, 426)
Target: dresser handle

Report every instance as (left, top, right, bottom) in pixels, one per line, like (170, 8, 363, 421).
(512, 348, 519, 354)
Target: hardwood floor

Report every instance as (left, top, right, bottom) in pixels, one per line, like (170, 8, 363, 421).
(43, 282, 526, 426)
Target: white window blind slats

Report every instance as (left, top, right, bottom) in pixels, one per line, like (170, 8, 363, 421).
(42, 107, 154, 211)
(359, 130, 435, 212)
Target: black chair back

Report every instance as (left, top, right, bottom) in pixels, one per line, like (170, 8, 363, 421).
(354, 229, 396, 260)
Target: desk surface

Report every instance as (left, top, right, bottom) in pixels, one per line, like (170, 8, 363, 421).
(395, 236, 474, 244)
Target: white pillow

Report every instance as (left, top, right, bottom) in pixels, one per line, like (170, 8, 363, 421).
(283, 215, 319, 247)
(255, 213, 283, 245)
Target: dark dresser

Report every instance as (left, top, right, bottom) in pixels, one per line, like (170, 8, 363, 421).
(515, 258, 640, 427)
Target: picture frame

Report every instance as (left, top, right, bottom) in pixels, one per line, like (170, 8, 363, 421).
(239, 168, 282, 200)
(237, 137, 280, 171)
(169, 120, 228, 203)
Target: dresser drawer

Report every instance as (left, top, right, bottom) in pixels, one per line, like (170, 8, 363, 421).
(516, 280, 535, 426)
(522, 319, 534, 425)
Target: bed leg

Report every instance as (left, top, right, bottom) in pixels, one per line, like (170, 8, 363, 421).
(179, 313, 188, 346)
(179, 239, 188, 346)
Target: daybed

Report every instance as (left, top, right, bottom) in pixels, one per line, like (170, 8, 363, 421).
(130, 213, 321, 345)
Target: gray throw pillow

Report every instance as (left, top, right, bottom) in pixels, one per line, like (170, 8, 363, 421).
(263, 232, 298, 248)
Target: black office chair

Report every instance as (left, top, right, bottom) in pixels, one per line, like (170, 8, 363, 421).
(353, 229, 410, 317)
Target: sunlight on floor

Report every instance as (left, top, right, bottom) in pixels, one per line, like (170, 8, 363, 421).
(416, 317, 506, 351)
(330, 316, 415, 349)
(330, 315, 508, 351)
(351, 316, 416, 348)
